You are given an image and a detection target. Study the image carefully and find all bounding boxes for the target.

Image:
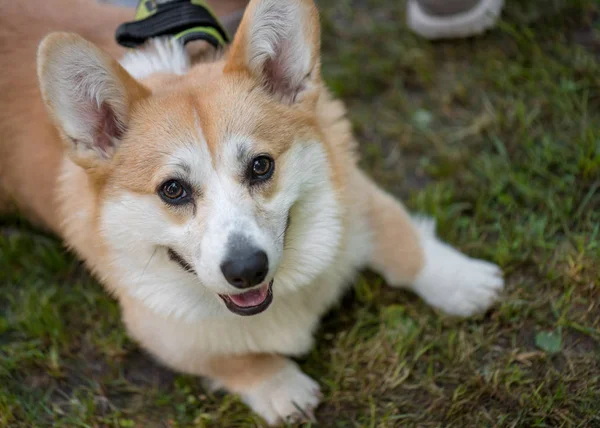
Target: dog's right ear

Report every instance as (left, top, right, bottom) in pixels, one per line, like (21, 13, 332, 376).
(37, 33, 148, 170)
(224, 0, 321, 105)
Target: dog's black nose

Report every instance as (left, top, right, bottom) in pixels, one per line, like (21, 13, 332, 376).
(220, 247, 268, 289)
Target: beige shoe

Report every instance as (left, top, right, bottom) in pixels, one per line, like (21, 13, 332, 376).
(407, 0, 504, 39)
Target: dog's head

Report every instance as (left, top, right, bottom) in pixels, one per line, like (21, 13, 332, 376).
(37, 0, 345, 319)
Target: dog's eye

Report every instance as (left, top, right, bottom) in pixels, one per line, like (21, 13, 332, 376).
(250, 156, 274, 182)
(159, 179, 189, 204)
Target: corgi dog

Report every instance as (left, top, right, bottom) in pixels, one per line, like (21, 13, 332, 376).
(0, 0, 504, 424)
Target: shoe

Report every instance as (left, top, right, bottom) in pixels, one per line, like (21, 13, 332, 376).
(407, 0, 504, 40)
(101, 0, 246, 38)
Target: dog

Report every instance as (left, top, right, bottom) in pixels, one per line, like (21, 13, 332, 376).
(0, 0, 504, 424)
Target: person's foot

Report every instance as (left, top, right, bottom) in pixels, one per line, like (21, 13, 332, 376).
(407, 0, 504, 40)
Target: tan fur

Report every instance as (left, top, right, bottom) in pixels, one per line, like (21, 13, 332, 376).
(205, 354, 286, 393)
(354, 171, 425, 284)
(0, 0, 503, 424)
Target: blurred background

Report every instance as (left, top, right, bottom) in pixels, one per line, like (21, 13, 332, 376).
(1, 0, 599, 426)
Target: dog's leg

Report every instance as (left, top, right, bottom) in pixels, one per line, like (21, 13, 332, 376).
(200, 354, 321, 426)
(120, 299, 320, 425)
(352, 170, 504, 316)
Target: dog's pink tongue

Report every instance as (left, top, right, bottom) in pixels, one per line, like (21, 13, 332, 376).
(228, 284, 268, 307)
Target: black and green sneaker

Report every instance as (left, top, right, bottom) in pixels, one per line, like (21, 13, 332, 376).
(115, 0, 230, 49)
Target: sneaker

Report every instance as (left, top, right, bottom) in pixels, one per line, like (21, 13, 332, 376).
(407, 0, 504, 40)
(101, 0, 247, 37)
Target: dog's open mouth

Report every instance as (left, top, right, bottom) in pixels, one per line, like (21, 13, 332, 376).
(218, 280, 273, 316)
(167, 247, 274, 316)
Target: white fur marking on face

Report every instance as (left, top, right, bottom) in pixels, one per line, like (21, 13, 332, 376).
(120, 38, 189, 79)
(272, 142, 343, 293)
(240, 361, 321, 426)
(196, 134, 284, 291)
(408, 217, 504, 316)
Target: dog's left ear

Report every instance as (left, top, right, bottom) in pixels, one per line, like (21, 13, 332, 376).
(224, 0, 321, 104)
(37, 33, 148, 170)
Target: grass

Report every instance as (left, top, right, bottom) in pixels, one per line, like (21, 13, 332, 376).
(1, 0, 599, 426)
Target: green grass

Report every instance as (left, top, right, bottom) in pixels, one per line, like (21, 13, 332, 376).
(2, 0, 600, 426)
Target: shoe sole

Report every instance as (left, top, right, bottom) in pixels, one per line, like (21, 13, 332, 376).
(407, 0, 504, 40)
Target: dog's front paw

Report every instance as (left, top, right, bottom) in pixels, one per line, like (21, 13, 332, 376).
(411, 219, 504, 316)
(241, 361, 321, 426)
